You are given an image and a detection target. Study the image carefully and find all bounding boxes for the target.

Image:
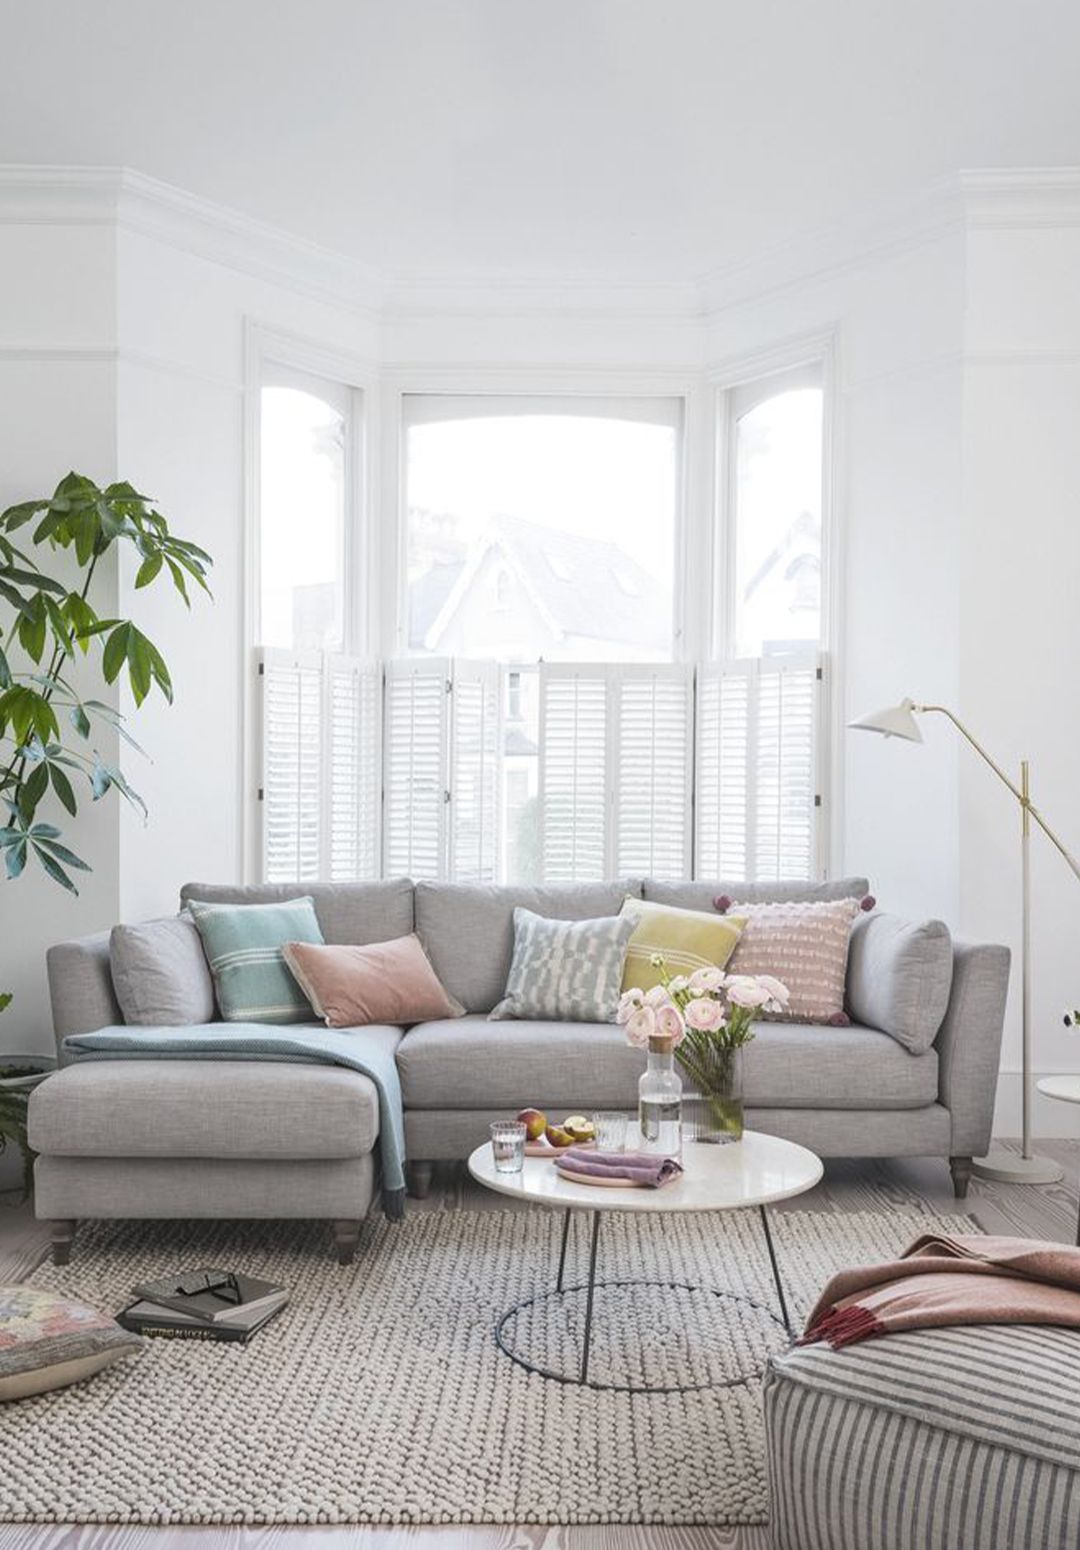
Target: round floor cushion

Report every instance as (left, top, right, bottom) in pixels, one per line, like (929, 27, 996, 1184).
(0, 1284, 141, 1402)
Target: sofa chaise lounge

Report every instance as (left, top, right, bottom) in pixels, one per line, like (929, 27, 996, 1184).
(29, 875, 1010, 1263)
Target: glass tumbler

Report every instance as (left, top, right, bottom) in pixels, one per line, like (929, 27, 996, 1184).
(591, 1111, 628, 1152)
(490, 1120, 527, 1173)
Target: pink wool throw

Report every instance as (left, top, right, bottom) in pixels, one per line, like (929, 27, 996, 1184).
(800, 1234, 1080, 1349)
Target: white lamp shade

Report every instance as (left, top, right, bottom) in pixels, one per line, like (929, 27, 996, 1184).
(849, 698, 923, 741)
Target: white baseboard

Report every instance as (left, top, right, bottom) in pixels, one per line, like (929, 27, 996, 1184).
(993, 1070, 1080, 1141)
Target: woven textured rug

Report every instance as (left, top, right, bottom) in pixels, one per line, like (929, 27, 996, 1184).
(2, 1206, 974, 1526)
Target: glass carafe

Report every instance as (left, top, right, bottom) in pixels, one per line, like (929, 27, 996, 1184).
(638, 1035, 682, 1155)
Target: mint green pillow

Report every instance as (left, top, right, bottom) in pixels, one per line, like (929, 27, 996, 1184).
(187, 897, 324, 1024)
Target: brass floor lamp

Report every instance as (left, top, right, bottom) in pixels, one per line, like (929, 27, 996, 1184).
(851, 698, 1080, 1186)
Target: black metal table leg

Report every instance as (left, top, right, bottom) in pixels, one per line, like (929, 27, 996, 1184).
(579, 1211, 602, 1383)
(556, 1207, 572, 1292)
(759, 1205, 792, 1337)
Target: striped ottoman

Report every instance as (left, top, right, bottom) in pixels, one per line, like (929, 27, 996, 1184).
(764, 1324, 1080, 1549)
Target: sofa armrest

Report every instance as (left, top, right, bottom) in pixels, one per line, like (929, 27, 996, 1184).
(935, 938, 1011, 1156)
(46, 932, 122, 1059)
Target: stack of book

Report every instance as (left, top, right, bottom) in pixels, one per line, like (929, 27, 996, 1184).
(118, 1268, 288, 1344)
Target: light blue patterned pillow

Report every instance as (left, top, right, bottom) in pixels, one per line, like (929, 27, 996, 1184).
(489, 907, 636, 1023)
(187, 897, 324, 1024)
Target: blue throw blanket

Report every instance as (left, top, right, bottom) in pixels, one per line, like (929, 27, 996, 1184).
(63, 1023, 407, 1221)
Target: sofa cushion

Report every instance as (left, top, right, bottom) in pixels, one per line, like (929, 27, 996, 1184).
(188, 897, 324, 1023)
(643, 877, 871, 910)
(180, 879, 414, 947)
(110, 915, 216, 1026)
(619, 897, 746, 992)
(846, 910, 953, 1053)
(395, 1015, 938, 1111)
(415, 880, 643, 1014)
(490, 907, 636, 1022)
(282, 935, 464, 1027)
(28, 1056, 383, 1159)
(725, 898, 861, 1023)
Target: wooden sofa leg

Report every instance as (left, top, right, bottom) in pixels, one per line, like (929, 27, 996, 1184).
(332, 1220, 361, 1266)
(950, 1156, 973, 1200)
(406, 1160, 434, 1200)
(50, 1220, 76, 1265)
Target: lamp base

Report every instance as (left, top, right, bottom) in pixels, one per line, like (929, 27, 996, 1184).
(972, 1149, 1064, 1186)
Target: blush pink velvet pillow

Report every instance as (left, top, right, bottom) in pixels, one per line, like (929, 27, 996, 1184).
(722, 898, 861, 1025)
(281, 935, 464, 1028)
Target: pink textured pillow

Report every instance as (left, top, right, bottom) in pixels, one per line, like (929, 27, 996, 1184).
(725, 898, 861, 1024)
(281, 935, 464, 1028)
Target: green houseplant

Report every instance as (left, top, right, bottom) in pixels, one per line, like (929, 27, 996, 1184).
(0, 472, 212, 1189)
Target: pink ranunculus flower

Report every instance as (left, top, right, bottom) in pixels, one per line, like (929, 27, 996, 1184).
(756, 974, 791, 1014)
(623, 1003, 657, 1047)
(689, 966, 726, 993)
(654, 1003, 686, 1044)
(685, 994, 726, 1031)
(644, 984, 674, 1009)
(725, 976, 771, 1009)
(668, 974, 690, 995)
(616, 987, 645, 1024)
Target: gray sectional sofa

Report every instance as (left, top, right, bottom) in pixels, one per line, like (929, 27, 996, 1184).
(29, 875, 1011, 1263)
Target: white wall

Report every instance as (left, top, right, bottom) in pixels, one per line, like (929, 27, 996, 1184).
(958, 225, 1080, 1137)
(0, 225, 120, 1060)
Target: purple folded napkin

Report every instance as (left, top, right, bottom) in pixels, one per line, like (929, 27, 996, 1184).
(554, 1147, 684, 1187)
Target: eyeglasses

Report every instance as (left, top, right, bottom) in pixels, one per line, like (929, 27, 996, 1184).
(174, 1271, 242, 1306)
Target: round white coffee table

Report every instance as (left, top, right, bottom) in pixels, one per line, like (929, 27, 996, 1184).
(468, 1130, 822, 1392)
(1037, 1075, 1080, 1244)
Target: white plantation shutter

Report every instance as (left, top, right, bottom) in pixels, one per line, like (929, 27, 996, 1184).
(612, 665, 693, 878)
(694, 653, 823, 882)
(327, 656, 382, 881)
(448, 660, 501, 884)
(259, 648, 323, 882)
(754, 654, 821, 879)
(383, 658, 451, 881)
(538, 665, 609, 882)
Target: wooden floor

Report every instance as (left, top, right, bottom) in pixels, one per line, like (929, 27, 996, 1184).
(2, 1140, 1078, 1550)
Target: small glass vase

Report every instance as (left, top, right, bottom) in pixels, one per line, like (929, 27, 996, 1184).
(688, 1047, 745, 1145)
(638, 1035, 683, 1155)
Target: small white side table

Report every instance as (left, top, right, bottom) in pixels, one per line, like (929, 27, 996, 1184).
(1035, 1075, 1080, 1244)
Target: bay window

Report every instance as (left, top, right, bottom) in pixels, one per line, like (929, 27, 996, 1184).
(255, 367, 831, 890)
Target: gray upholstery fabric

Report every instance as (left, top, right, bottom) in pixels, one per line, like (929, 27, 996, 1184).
(46, 932, 121, 1053)
(643, 876, 870, 909)
(405, 1103, 952, 1161)
(179, 879, 414, 946)
(765, 1325, 1080, 1550)
(109, 916, 216, 1026)
(415, 879, 643, 1013)
(936, 937, 1011, 1155)
(29, 1059, 380, 1159)
(489, 908, 636, 1022)
(34, 1154, 375, 1220)
(846, 909, 953, 1052)
(396, 1016, 937, 1111)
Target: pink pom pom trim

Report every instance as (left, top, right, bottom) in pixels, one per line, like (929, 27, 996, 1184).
(713, 895, 732, 914)
(860, 895, 876, 912)
(829, 1012, 850, 1027)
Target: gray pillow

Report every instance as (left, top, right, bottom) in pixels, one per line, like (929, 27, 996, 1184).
(489, 907, 636, 1023)
(110, 915, 216, 1026)
(845, 911, 953, 1053)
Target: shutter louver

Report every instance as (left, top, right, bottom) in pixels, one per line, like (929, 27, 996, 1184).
(259, 648, 323, 883)
(694, 654, 822, 882)
(448, 660, 501, 884)
(613, 666, 693, 878)
(327, 656, 382, 882)
(383, 658, 450, 881)
(538, 666, 608, 883)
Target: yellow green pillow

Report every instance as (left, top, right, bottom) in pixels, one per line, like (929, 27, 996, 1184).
(618, 898, 747, 993)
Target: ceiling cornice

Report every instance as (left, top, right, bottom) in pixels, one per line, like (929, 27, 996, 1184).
(959, 167, 1080, 229)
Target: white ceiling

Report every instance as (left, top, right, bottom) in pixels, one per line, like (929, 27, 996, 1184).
(3, 0, 1080, 284)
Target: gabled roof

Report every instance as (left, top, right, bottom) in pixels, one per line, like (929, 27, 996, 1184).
(419, 512, 669, 651)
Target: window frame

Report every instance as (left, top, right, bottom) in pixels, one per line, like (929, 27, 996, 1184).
(242, 321, 377, 882)
(382, 371, 702, 664)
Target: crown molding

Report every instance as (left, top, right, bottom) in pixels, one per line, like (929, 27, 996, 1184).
(381, 276, 707, 323)
(959, 167, 1080, 229)
(0, 165, 386, 318)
